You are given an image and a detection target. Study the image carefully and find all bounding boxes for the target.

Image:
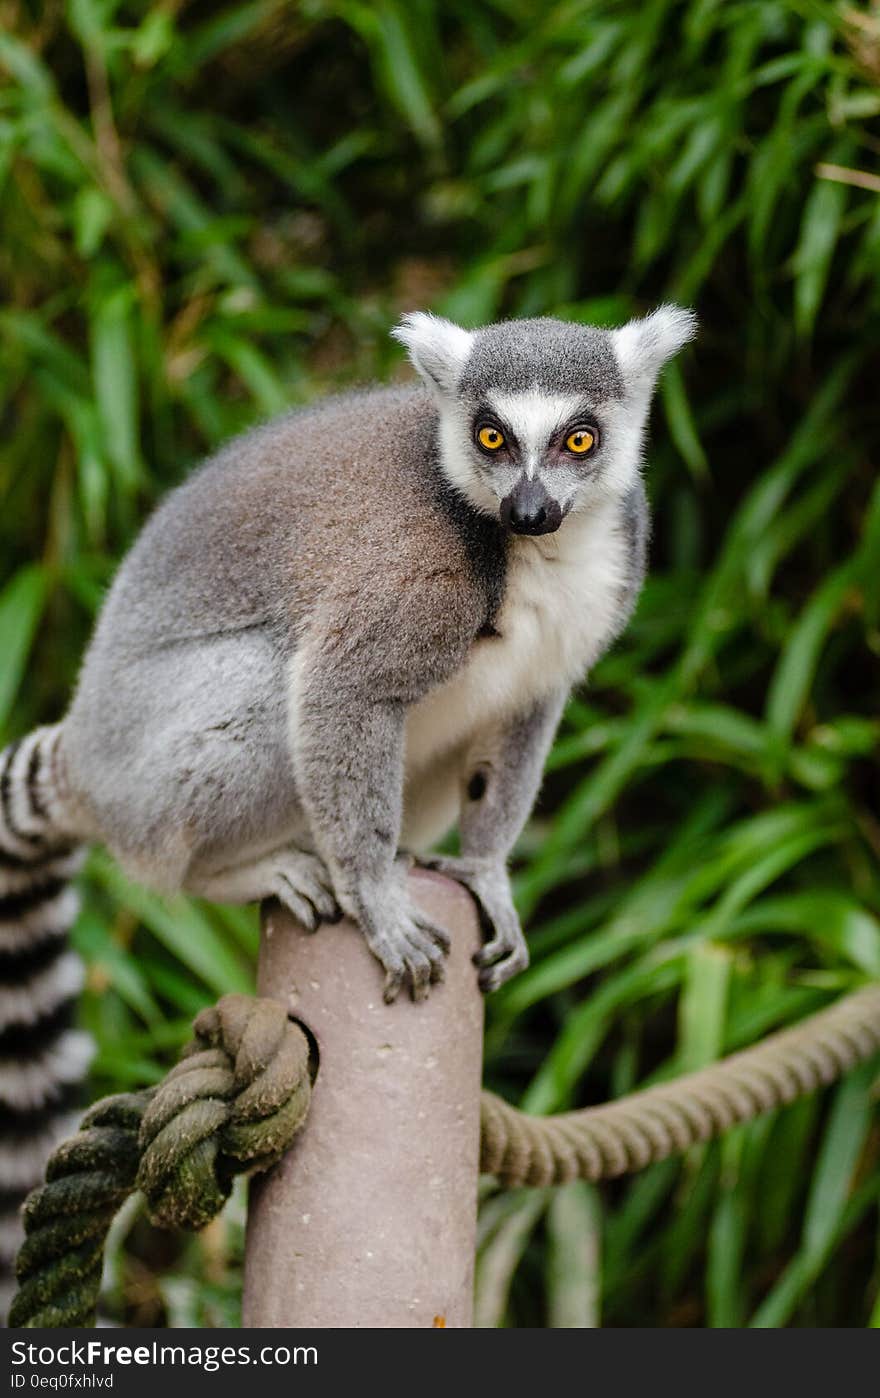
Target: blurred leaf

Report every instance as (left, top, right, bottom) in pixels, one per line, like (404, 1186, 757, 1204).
(793, 174, 847, 336)
(678, 944, 732, 1070)
(662, 357, 708, 479)
(475, 1190, 550, 1328)
(765, 561, 856, 752)
(0, 566, 50, 734)
(546, 1181, 601, 1328)
(750, 1060, 879, 1327)
(91, 853, 253, 997)
(90, 284, 143, 490)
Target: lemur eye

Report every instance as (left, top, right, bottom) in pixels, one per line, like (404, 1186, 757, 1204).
(565, 427, 596, 455)
(477, 425, 505, 451)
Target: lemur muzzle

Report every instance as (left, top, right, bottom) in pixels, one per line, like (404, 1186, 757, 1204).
(501, 477, 563, 536)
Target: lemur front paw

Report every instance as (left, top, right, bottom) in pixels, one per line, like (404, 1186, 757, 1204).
(343, 877, 451, 1004)
(421, 855, 529, 993)
(270, 850, 342, 932)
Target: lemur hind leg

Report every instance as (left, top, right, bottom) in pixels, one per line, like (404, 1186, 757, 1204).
(185, 847, 341, 932)
(420, 853, 527, 992)
(423, 694, 567, 993)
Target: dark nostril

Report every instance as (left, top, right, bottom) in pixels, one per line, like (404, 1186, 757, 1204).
(511, 504, 546, 529)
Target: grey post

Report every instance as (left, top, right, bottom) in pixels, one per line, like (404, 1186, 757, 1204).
(242, 869, 484, 1328)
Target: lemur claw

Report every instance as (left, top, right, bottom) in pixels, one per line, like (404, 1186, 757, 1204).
(379, 918, 449, 1003)
(349, 882, 451, 1003)
(475, 940, 529, 992)
(420, 854, 529, 993)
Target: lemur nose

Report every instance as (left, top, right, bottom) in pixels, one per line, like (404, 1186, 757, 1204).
(501, 478, 563, 536)
(510, 500, 546, 531)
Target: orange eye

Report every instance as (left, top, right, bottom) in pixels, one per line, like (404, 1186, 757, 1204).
(478, 425, 505, 451)
(565, 428, 595, 454)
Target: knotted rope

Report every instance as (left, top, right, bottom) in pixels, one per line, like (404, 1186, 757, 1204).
(9, 984, 880, 1326)
(9, 995, 311, 1327)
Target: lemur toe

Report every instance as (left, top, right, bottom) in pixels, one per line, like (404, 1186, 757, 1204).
(474, 935, 518, 968)
(416, 916, 451, 954)
(383, 967, 405, 1003)
(274, 878, 321, 932)
(371, 922, 449, 1002)
(420, 937, 447, 986)
(368, 931, 414, 1003)
(477, 963, 506, 993)
(477, 946, 528, 993)
(404, 919, 449, 998)
(474, 935, 529, 991)
(306, 887, 343, 924)
(406, 954, 433, 1001)
(273, 851, 342, 931)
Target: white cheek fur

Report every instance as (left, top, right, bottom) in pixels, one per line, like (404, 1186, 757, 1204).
(437, 409, 498, 514)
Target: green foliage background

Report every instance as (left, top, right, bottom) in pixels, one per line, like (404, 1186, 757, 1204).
(2, 0, 880, 1327)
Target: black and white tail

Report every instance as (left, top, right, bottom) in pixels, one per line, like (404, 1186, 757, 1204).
(0, 725, 93, 1319)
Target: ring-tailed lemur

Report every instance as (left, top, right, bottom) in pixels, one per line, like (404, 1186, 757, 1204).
(0, 305, 695, 1298)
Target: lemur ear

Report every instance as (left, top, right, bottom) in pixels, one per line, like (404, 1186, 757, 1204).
(391, 312, 474, 397)
(611, 305, 697, 393)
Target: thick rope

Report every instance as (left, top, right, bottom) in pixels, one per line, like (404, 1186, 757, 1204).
(9, 984, 880, 1325)
(8, 1093, 147, 1327)
(9, 995, 311, 1328)
(480, 983, 880, 1186)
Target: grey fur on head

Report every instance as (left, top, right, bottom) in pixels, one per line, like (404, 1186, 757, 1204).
(393, 304, 696, 401)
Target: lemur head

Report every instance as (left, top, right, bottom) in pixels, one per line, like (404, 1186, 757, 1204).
(392, 307, 696, 536)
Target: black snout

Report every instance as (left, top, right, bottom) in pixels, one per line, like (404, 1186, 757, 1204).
(500, 477, 563, 536)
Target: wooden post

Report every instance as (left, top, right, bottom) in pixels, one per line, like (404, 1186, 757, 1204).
(242, 869, 484, 1328)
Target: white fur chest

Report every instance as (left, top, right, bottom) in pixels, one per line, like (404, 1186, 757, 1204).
(404, 499, 628, 780)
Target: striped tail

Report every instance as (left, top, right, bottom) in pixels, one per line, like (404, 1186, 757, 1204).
(0, 725, 93, 1320)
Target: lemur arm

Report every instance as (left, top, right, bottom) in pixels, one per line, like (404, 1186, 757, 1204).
(427, 690, 567, 990)
(290, 566, 480, 1002)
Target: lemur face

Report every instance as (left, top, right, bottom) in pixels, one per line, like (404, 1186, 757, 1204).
(461, 387, 611, 536)
(393, 307, 696, 533)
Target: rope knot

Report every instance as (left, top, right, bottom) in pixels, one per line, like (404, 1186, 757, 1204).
(9, 996, 312, 1327)
(138, 995, 312, 1229)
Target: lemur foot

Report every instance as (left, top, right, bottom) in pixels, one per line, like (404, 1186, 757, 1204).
(342, 875, 451, 1004)
(188, 847, 341, 932)
(270, 850, 342, 932)
(421, 855, 529, 993)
